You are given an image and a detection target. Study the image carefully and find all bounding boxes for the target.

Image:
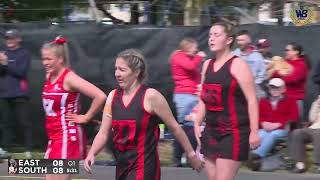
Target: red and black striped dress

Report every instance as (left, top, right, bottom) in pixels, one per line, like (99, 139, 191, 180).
(200, 56, 250, 161)
(111, 85, 161, 180)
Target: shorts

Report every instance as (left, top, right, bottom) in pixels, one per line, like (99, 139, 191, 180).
(201, 128, 249, 162)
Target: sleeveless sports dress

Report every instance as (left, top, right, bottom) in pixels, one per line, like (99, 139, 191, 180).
(42, 68, 86, 159)
(111, 85, 161, 180)
(200, 56, 250, 161)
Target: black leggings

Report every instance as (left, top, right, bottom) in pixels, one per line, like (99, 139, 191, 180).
(0, 97, 32, 150)
(173, 125, 197, 163)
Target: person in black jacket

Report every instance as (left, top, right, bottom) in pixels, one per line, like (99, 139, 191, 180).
(0, 29, 32, 158)
(312, 61, 320, 86)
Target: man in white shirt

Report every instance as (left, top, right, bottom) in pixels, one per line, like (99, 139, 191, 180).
(289, 96, 320, 173)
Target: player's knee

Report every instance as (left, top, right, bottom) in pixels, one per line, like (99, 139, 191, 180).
(205, 168, 216, 180)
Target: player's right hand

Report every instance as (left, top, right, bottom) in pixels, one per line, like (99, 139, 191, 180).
(84, 154, 95, 174)
(66, 113, 90, 124)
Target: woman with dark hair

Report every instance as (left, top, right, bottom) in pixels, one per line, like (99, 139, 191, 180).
(84, 49, 203, 180)
(270, 42, 309, 120)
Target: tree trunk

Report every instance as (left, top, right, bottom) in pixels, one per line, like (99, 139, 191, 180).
(271, 0, 284, 25)
(169, 1, 184, 25)
(130, 4, 139, 24)
(149, 4, 158, 25)
(184, 0, 200, 26)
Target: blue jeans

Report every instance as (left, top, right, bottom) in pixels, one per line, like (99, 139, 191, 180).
(173, 94, 198, 164)
(173, 93, 198, 126)
(253, 129, 288, 158)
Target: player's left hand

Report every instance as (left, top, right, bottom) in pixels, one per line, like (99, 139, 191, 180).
(249, 130, 260, 150)
(84, 153, 95, 174)
(65, 113, 90, 124)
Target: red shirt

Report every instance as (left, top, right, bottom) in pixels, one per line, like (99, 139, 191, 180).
(171, 50, 202, 94)
(259, 96, 299, 129)
(42, 68, 83, 140)
(272, 57, 308, 100)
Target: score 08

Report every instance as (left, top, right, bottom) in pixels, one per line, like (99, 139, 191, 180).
(52, 160, 64, 167)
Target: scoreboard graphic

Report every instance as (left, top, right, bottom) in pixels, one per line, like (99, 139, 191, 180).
(8, 159, 79, 174)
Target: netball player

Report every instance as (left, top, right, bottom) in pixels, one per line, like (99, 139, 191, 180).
(84, 49, 203, 180)
(41, 36, 106, 180)
(194, 22, 260, 180)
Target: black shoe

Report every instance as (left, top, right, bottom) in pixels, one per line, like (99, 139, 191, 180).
(247, 159, 261, 171)
(247, 153, 262, 171)
(291, 162, 307, 173)
(249, 152, 261, 160)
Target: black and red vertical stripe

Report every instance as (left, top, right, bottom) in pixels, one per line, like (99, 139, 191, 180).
(200, 56, 250, 162)
(111, 85, 161, 180)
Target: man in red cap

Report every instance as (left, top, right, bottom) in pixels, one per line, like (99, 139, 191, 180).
(257, 39, 273, 64)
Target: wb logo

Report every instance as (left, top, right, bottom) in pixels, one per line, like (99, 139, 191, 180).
(290, 6, 316, 26)
(295, 9, 308, 19)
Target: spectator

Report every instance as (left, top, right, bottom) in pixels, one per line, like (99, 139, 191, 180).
(248, 78, 298, 170)
(267, 56, 293, 79)
(0, 29, 32, 158)
(270, 42, 309, 121)
(312, 61, 320, 87)
(0, 61, 6, 75)
(289, 96, 320, 173)
(257, 38, 273, 65)
(170, 38, 206, 167)
(233, 30, 267, 99)
(185, 102, 205, 162)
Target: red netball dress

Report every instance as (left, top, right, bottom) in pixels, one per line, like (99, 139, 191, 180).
(42, 68, 86, 159)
